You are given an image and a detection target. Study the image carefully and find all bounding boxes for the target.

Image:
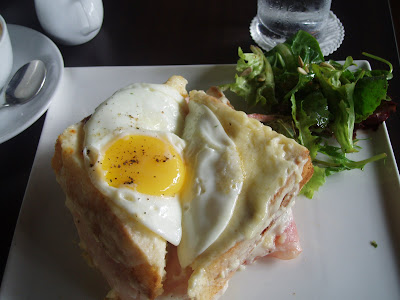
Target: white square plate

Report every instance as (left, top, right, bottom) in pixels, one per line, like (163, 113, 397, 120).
(1, 64, 399, 300)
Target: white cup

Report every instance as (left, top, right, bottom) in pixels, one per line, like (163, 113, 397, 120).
(35, 0, 104, 46)
(0, 15, 13, 91)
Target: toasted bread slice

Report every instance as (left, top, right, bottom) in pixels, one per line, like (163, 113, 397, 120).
(183, 90, 313, 300)
(53, 121, 167, 300)
(52, 76, 189, 300)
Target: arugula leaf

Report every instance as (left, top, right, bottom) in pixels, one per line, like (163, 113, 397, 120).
(290, 94, 320, 159)
(267, 43, 298, 71)
(354, 75, 388, 123)
(352, 53, 393, 123)
(312, 63, 357, 153)
(301, 91, 331, 129)
(283, 69, 313, 101)
(362, 52, 393, 80)
(265, 30, 323, 72)
(301, 145, 387, 199)
(284, 30, 324, 65)
(314, 145, 387, 175)
(263, 117, 297, 140)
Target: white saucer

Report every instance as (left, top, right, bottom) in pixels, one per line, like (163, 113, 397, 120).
(250, 11, 345, 56)
(0, 24, 64, 144)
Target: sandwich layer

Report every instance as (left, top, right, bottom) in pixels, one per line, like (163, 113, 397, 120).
(53, 122, 167, 300)
(52, 76, 190, 300)
(183, 90, 313, 300)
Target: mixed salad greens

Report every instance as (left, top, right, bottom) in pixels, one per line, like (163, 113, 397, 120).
(221, 30, 396, 198)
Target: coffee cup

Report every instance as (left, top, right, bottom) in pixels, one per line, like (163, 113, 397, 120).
(35, 0, 104, 46)
(0, 15, 13, 91)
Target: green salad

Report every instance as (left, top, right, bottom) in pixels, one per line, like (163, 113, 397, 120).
(221, 30, 394, 198)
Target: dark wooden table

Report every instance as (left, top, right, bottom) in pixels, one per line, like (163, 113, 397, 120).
(1, 0, 399, 284)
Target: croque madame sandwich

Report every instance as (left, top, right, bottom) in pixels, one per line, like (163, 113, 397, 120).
(52, 75, 313, 300)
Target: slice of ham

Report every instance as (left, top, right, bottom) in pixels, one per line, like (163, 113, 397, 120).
(162, 244, 191, 298)
(245, 208, 302, 264)
(247, 113, 279, 123)
(269, 218, 302, 260)
(153, 210, 301, 300)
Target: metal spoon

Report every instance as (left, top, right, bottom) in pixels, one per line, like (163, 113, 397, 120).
(2, 60, 47, 107)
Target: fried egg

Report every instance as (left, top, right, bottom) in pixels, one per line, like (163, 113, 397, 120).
(82, 78, 245, 262)
(83, 81, 187, 246)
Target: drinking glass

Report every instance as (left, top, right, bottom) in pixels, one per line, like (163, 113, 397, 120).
(252, 0, 334, 51)
(258, 0, 332, 37)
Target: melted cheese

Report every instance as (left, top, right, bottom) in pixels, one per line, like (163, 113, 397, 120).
(186, 91, 308, 296)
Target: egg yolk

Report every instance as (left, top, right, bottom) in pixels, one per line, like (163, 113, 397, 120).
(102, 135, 185, 196)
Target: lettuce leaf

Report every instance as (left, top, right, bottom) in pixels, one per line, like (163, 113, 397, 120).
(301, 166, 326, 199)
(222, 30, 393, 198)
(221, 46, 276, 110)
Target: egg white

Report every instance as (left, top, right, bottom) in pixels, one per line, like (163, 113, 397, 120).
(178, 100, 244, 267)
(82, 83, 187, 246)
(84, 82, 187, 151)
